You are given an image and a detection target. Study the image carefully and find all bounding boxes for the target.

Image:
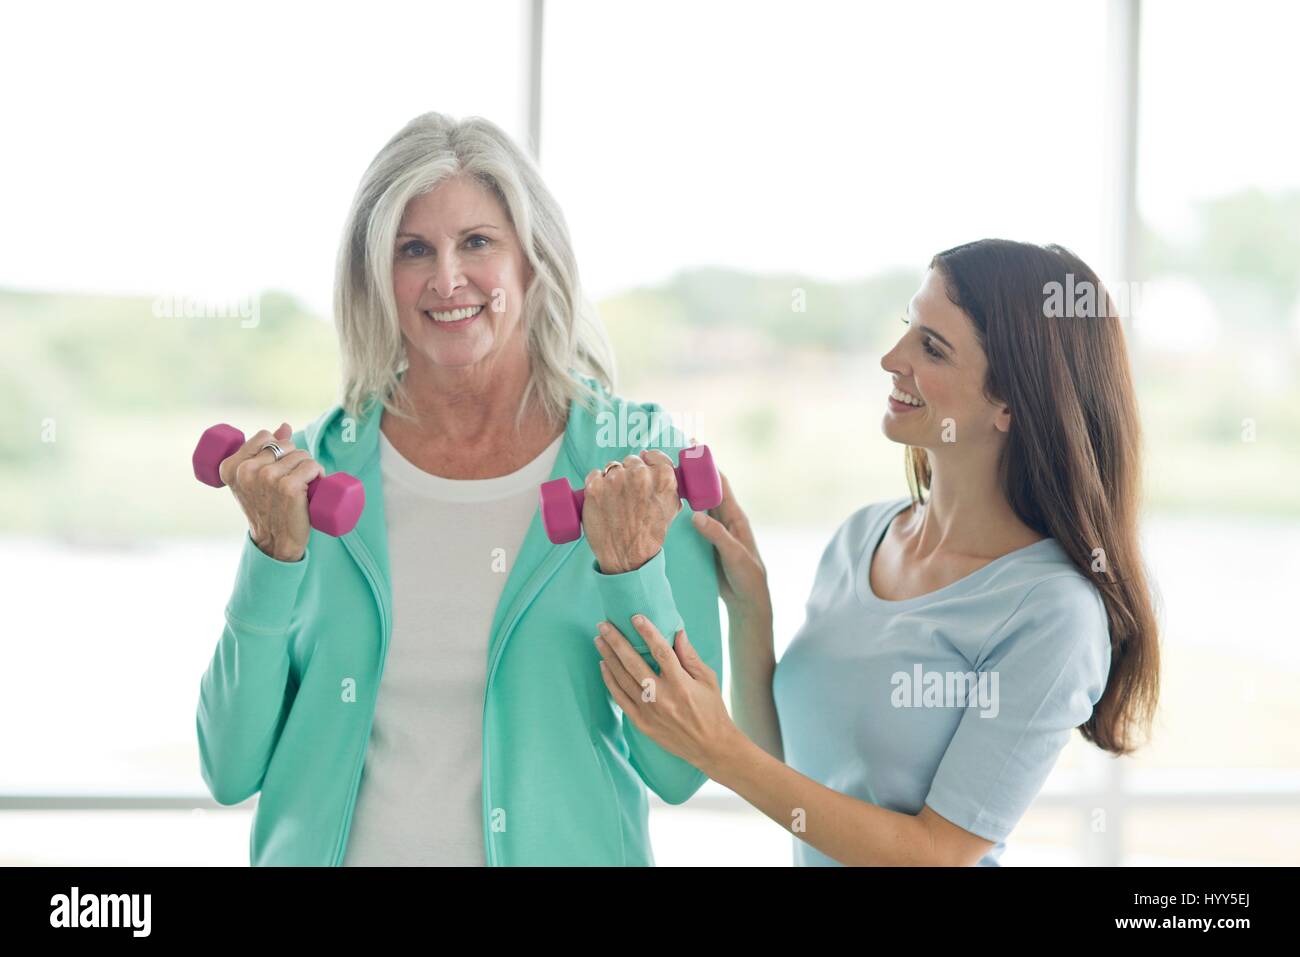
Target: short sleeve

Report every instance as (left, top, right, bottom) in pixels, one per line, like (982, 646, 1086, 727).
(923, 574, 1112, 844)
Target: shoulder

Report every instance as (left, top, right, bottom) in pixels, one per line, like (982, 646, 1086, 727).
(286, 398, 383, 471)
(1019, 570, 1108, 619)
(832, 495, 914, 549)
(981, 566, 1112, 681)
(568, 372, 696, 463)
(996, 545, 1109, 635)
(815, 495, 914, 571)
(291, 404, 351, 458)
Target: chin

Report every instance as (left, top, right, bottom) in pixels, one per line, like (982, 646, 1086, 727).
(880, 415, 912, 445)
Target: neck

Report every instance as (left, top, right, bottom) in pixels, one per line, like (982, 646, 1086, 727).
(391, 342, 545, 447)
(909, 442, 1039, 559)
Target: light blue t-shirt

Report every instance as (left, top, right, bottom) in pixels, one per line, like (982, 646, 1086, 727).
(772, 497, 1111, 866)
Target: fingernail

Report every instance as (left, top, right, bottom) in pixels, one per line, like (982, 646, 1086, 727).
(596, 621, 608, 634)
(633, 614, 646, 625)
(691, 511, 706, 526)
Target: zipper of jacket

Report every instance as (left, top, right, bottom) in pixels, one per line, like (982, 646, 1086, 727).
(480, 692, 496, 865)
(480, 595, 518, 866)
(331, 534, 392, 867)
(480, 539, 579, 866)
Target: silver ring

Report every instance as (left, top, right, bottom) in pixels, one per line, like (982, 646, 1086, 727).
(260, 442, 285, 462)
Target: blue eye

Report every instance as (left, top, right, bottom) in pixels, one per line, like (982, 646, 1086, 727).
(399, 241, 428, 257)
(465, 235, 490, 249)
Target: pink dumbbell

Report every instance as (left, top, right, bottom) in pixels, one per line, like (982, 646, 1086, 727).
(192, 423, 365, 537)
(539, 445, 723, 545)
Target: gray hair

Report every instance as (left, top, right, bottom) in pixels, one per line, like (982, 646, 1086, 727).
(332, 111, 616, 430)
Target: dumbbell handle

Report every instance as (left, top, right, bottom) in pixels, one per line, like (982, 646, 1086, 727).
(192, 423, 365, 537)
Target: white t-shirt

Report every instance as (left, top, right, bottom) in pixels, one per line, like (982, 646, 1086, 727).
(341, 429, 564, 866)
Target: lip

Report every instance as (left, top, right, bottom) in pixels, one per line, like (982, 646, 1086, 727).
(424, 304, 485, 329)
(887, 384, 926, 413)
(887, 395, 925, 414)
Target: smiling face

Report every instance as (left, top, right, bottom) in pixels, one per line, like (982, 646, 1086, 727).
(878, 267, 1011, 453)
(392, 173, 534, 375)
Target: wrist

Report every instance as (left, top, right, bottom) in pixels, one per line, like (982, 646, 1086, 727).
(727, 602, 774, 633)
(256, 535, 303, 563)
(596, 545, 657, 575)
(699, 722, 751, 781)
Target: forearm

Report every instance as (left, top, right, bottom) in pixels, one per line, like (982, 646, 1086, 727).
(197, 531, 303, 805)
(726, 611, 784, 762)
(702, 733, 940, 866)
(590, 542, 720, 804)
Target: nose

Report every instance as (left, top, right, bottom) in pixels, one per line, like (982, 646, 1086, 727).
(428, 249, 466, 300)
(880, 338, 908, 377)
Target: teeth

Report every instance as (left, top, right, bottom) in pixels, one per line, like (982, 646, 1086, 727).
(890, 386, 925, 407)
(426, 305, 483, 322)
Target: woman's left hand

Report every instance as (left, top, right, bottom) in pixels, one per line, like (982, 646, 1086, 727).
(583, 450, 682, 573)
(594, 614, 738, 773)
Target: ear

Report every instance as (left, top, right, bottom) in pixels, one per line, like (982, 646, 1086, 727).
(993, 402, 1012, 434)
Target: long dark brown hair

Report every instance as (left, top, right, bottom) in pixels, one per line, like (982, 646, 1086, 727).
(907, 238, 1159, 755)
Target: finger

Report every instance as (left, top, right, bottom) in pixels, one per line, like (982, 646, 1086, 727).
(230, 429, 283, 486)
(712, 471, 745, 524)
(271, 454, 324, 491)
(690, 509, 748, 564)
(596, 620, 656, 684)
(596, 635, 645, 702)
(640, 449, 681, 508)
(285, 455, 325, 485)
(599, 660, 639, 719)
(714, 472, 760, 551)
(630, 614, 686, 682)
(621, 453, 647, 471)
(223, 427, 275, 478)
(251, 423, 295, 457)
(672, 629, 713, 684)
(639, 448, 674, 470)
(259, 449, 313, 484)
(584, 468, 603, 490)
(241, 425, 297, 472)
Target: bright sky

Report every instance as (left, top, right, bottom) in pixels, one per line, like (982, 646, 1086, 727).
(2, 0, 1297, 315)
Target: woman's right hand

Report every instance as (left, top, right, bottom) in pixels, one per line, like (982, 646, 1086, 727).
(218, 422, 324, 563)
(689, 471, 772, 625)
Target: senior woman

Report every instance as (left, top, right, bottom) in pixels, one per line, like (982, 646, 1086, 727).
(196, 112, 721, 866)
(594, 239, 1162, 866)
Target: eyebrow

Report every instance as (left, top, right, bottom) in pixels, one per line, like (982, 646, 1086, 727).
(905, 304, 957, 353)
(919, 324, 956, 352)
(396, 224, 500, 240)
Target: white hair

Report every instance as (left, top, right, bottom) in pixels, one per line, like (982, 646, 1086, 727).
(332, 111, 617, 430)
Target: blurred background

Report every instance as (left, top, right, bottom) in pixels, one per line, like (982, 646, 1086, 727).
(2, 0, 1297, 865)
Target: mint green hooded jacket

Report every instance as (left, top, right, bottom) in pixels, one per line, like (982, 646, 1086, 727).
(196, 373, 722, 865)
